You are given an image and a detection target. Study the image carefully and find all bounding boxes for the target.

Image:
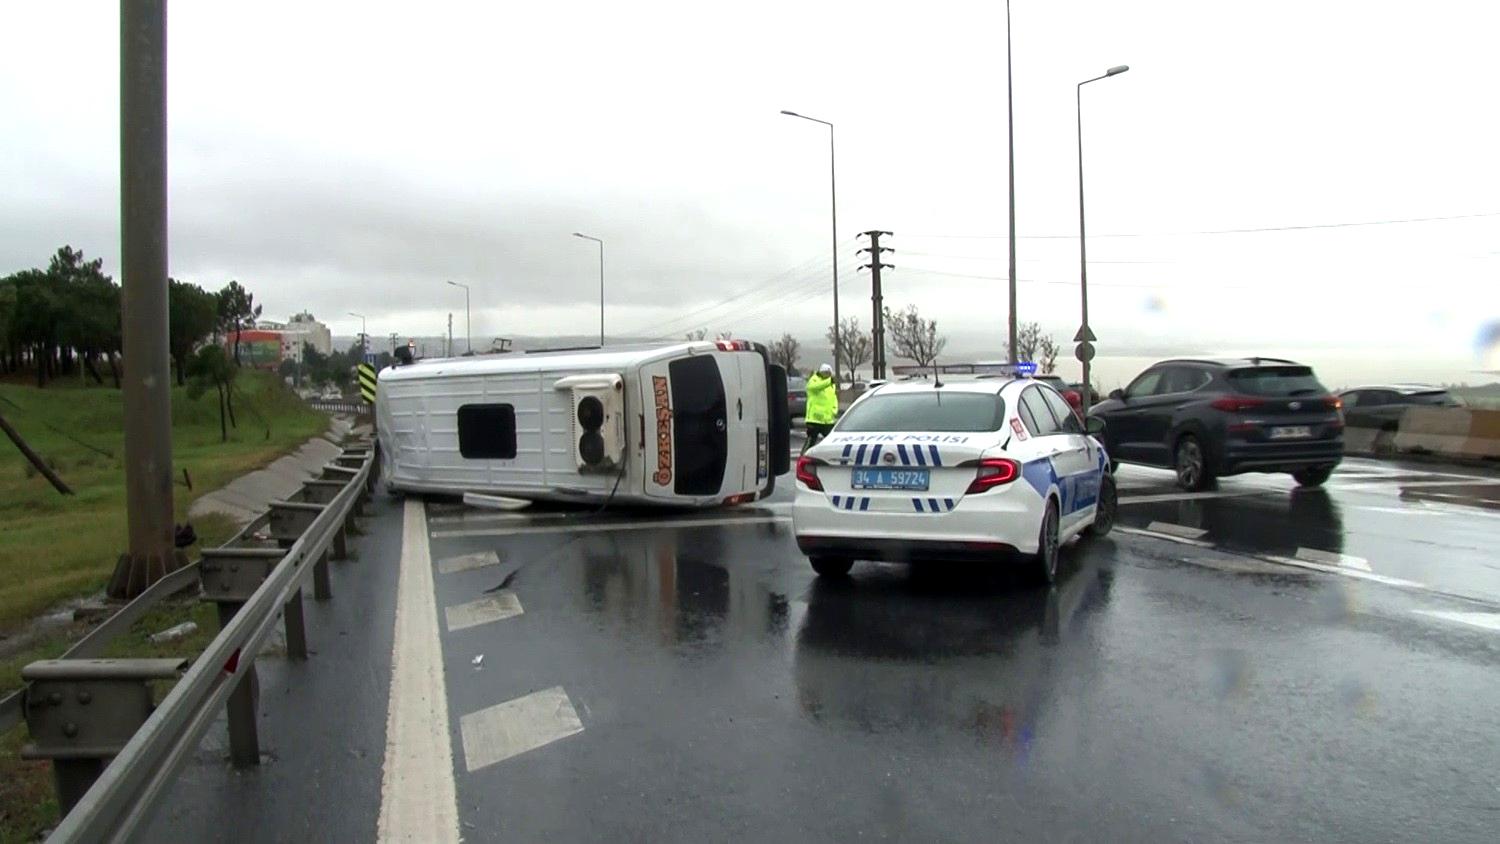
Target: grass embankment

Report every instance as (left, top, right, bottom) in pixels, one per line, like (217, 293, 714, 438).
(0, 371, 326, 841)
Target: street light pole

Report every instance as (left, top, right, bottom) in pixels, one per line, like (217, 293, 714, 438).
(1077, 64, 1130, 416)
(447, 281, 470, 354)
(347, 312, 366, 358)
(573, 232, 605, 346)
(1006, 0, 1018, 365)
(780, 110, 842, 386)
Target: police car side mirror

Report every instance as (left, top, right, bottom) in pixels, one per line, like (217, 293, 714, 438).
(1109, 388, 1125, 402)
(1085, 415, 1107, 436)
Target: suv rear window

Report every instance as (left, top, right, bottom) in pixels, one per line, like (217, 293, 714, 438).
(836, 392, 1005, 433)
(1226, 366, 1326, 397)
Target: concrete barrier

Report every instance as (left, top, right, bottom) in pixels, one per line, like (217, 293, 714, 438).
(1348, 407, 1500, 463)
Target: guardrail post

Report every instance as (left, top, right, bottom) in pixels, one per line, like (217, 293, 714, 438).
(282, 589, 308, 660)
(312, 550, 333, 600)
(217, 613, 261, 768)
(20, 658, 188, 812)
(333, 523, 349, 560)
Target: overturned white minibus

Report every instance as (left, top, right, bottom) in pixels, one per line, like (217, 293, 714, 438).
(376, 340, 792, 507)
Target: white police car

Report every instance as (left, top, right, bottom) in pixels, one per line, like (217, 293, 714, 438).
(792, 368, 1116, 583)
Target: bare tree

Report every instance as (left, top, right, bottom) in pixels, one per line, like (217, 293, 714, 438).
(684, 328, 708, 341)
(884, 305, 948, 369)
(1037, 334, 1061, 374)
(826, 318, 872, 380)
(769, 333, 801, 374)
(715, 330, 735, 341)
(1016, 321, 1042, 363)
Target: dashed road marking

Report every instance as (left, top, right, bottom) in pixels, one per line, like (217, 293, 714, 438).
(1146, 521, 1210, 539)
(460, 686, 585, 773)
(437, 550, 502, 574)
(1413, 610, 1500, 633)
(377, 501, 459, 844)
(431, 514, 789, 539)
(1118, 525, 1215, 548)
(1295, 547, 1371, 572)
(445, 592, 524, 631)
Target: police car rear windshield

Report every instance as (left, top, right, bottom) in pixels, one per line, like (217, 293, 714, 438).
(836, 392, 1006, 433)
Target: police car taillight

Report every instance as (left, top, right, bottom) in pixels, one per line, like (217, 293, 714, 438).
(795, 455, 824, 490)
(966, 458, 1020, 494)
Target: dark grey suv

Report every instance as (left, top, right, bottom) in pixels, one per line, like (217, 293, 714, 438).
(1088, 357, 1344, 490)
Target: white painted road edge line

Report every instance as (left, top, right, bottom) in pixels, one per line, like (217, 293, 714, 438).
(431, 514, 790, 539)
(1412, 610, 1500, 632)
(1295, 547, 1372, 572)
(1144, 521, 1211, 540)
(1118, 491, 1261, 505)
(377, 501, 460, 844)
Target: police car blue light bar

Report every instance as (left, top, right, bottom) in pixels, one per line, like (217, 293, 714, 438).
(970, 361, 1037, 377)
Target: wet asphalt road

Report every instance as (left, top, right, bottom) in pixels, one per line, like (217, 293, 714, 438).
(146, 457, 1500, 843)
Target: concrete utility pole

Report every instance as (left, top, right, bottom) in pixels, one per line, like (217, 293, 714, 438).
(572, 233, 605, 346)
(447, 280, 470, 355)
(447, 313, 453, 357)
(857, 231, 894, 380)
(110, 0, 178, 598)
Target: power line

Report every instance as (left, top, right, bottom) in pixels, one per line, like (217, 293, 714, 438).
(902, 210, 1500, 241)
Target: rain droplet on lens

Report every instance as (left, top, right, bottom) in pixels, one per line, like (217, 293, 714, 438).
(1339, 678, 1375, 716)
(1476, 319, 1500, 369)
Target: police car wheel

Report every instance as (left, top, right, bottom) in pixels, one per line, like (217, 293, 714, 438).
(809, 556, 854, 578)
(1032, 500, 1061, 585)
(1086, 474, 1116, 537)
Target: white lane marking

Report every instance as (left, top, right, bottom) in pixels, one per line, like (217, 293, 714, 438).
(460, 686, 585, 773)
(1145, 521, 1210, 540)
(377, 501, 460, 844)
(1260, 555, 1425, 588)
(1117, 491, 1261, 505)
(437, 550, 502, 574)
(431, 514, 789, 539)
(445, 592, 524, 631)
(1413, 610, 1500, 633)
(428, 511, 573, 526)
(1336, 478, 1500, 491)
(1117, 525, 1215, 548)
(1295, 547, 1372, 572)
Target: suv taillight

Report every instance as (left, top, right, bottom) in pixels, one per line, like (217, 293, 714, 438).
(966, 458, 1020, 494)
(795, 455, 824, 490)
(1211, 396, 1266, 412)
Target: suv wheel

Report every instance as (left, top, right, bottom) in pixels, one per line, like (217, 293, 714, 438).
(1174, 435, 1215, 491)
(809, 556, 854, 577)
(1292, 465, 1334, 488)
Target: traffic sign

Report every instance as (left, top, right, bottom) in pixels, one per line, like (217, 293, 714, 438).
(1073, 325, 1097, 343)
(357, 363, 377, 404)
(1075, 341, 1096, 363)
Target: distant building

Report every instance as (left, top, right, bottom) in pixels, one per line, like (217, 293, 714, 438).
(225, 312, 333, 369)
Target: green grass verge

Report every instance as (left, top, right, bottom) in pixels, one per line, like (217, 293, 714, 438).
(0, 370, 326, 633)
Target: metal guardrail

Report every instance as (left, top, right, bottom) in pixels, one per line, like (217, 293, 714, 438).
(26, 443, 374, 843)
(306, 398, 371, 416)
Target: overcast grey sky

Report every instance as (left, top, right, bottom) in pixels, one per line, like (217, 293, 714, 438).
(2, 0, 1497, 386)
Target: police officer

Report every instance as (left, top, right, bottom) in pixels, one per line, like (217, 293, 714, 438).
(803, 363, 838, 453)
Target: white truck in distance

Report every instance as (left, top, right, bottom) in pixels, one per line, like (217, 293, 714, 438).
(376, 340, 792, 507)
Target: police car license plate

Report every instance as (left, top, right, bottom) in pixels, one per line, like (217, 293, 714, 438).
(852, 467, 930, 491)
(1270, 426, 1312, 439)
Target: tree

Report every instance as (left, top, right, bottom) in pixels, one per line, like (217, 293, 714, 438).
(825, 318, 872, 380)
(769, 333, 801, 374)
(684, 328, 708, 341)
(1037, 334, 1061, 375)
(217, 280, 261, 364)
(49, 247, 120, 387)
(184, 345, 237, 442)
(884, 304, 948, 370)
(168, 279, 220, 386)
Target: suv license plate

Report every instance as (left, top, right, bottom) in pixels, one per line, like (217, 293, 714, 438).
(851, 468, 930, 491)
(1270, 426, 1312, 439)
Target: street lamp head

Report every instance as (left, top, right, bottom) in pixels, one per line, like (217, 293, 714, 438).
(446, 280, 461, 288)
(779, 110, 799, 116)
(572, 232, 585, 238)
(1106, 65, 1130, 76)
